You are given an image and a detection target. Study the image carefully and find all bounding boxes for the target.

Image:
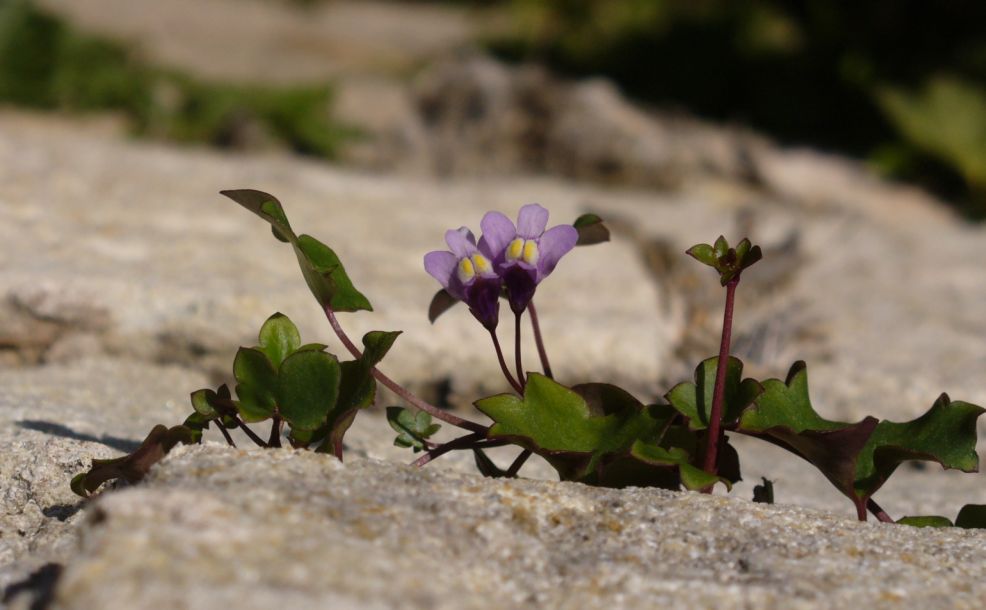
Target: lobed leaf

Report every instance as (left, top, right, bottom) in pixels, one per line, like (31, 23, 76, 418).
(736, 361, 985, 517)
(477, 375, 718, 488)
(665, 356, 762, 431)
(387, 407, 441, 452)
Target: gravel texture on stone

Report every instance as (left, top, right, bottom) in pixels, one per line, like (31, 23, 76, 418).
(0, 358, 208, 593)
(44, 445, 986, 610)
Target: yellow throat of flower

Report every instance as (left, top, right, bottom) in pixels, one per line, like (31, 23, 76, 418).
(457, 253, 493, 283)
(506, 237, 540, 266)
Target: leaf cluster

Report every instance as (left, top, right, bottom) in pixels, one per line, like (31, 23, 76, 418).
(686, 235, 762, 285)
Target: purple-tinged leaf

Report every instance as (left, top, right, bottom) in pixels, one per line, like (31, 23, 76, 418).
(956, 505, 986, 529)
(71, 424, 199, 497)
(428, 289, 460, 323)
(573, 213, 610, 246)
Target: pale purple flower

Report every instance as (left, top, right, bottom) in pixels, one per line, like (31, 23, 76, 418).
(424, 227, 501, 329)
(479, 204, 578, 313)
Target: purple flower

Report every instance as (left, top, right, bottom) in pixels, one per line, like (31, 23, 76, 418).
(424, 227, 502, 329)
(479, 204, 578, 313)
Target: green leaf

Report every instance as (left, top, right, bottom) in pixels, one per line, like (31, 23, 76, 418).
(313, 331, 400, 454)
(665, 356, 762, 430)
(71, 425, 198, 497)
(220, 189, 296, 243)
(955, 505, 986, 529)
(190, 389, 218, 418)
(628, 442, 731, 491)
(220, 190, 372, 312)
(277, 350, 341, 431)
(258, 312, 301, 368)
(736, 361, 985, 516)
(387, 407, 440, 452)
(478, 376, 686, 485)
(713, 235, 728, 259)
(853, 393, 984, 499)
(360, 330, 401, 368)
(897, 515, 954, 528)
(573, 213, 610, 246)
(685, 243, 717, 267)
(428, 289, 460, 323)
(233, 347, 278, 422)
(295, 234, 372, 312)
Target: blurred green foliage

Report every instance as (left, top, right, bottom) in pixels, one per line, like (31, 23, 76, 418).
(490, 0, 986, 215)
(0, 0, 354, 159)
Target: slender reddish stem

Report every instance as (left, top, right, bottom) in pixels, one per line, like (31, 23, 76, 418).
(268, 416, 282, 448)
(233, 416, 268, 448)
(505, 449, 532, 477)
(528, 301, 553, 378)
(701, 277, 739, 482)
(490, 329, 524, 394)
(514, 312, 526, 388)
(410, 433, 509, 467)
(867, 498, 894, 523)
(216, 420, 236, 447)
(324, 306, 487, 434)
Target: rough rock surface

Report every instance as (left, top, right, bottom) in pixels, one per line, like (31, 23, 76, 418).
(39, 446, 986, 610)
(0, 359, 208, 593)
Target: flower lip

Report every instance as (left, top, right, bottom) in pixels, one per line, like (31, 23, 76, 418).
(424, 225, 502, 329)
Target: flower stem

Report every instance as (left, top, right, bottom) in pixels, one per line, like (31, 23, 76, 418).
(505, 449, 532, 477)
(410, 433, 509, 467)
(701, 277, 739, 486)
(490, 329, 524, 394)
(514, 312, 526, 388)
(324, 306, 487, 434)
(528, 301, 553, 378)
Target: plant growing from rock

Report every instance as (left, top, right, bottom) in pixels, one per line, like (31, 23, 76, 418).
(72, 190, 986, 529)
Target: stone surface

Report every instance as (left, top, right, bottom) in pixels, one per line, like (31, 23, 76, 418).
(0, 358, 209, 594)
(0, 109, 668, 401)
(40, 445, 986, 610)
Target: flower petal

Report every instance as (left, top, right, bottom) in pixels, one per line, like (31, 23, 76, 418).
(444, 227, 477, 259)
(516, 204, 549, 239)
(424, 251, 460, 296)
(535, 224, 578, 279)
(479, 211, 516, 260)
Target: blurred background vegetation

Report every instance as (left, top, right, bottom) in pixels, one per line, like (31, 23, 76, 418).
(488, 0, 986, 216)
(0, 0, 355, 157)
(3, 0, 986, 216)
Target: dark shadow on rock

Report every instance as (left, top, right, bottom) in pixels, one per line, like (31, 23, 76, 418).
(42, 502, 84, 522)
(2, 563, 63, 610)
(16, 420, 141, 453)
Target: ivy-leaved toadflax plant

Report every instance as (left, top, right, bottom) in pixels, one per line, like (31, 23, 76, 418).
(71, 190, 986, 532)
